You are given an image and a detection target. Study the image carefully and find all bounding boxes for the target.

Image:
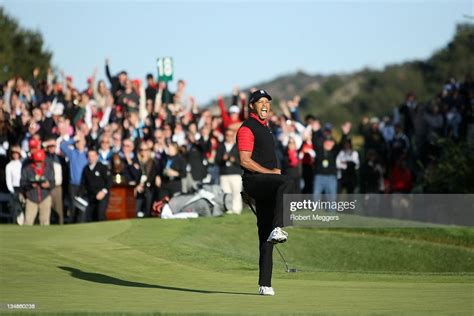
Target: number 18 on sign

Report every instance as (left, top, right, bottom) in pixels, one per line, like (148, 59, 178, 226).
(157, 57, 173, 82)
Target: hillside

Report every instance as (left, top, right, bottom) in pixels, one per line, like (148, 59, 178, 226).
(242, 71, 325, 102)
(210, 23, 473, 125)
(208, 71, 327, 112)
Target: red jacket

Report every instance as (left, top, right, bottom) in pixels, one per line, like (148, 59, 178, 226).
(218, 97, 245, 130)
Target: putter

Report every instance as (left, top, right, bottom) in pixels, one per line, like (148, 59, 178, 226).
(275, 245, 298, 273)
(241, 191, 298, 273)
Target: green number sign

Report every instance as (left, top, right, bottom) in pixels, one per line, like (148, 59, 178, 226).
(157, 57, 173, 82)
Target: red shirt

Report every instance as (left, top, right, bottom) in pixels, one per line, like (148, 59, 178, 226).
(288, 149, 299, 168)
(236, 113, 267, 152)
(390, 165, 413, 192)
(218, 97, 242, 130)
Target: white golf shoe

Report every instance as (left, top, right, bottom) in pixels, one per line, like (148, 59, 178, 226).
(267, 227, 288, 244)
(259, 286, 275, 296)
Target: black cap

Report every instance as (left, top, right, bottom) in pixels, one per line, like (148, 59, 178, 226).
(248, 89, 272, 105)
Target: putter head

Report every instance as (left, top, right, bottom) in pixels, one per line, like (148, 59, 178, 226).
(287, 268, 298, 273)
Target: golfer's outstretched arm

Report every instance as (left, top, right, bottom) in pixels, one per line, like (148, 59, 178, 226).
(239, 150, 280, 174)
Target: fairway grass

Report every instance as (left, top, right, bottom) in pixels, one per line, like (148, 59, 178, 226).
(0, 211, 473, 315)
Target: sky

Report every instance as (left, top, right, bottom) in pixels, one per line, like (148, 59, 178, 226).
(1, 0, 472, 104)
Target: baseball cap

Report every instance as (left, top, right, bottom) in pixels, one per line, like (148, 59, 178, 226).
(324, 123, 333, 131)
(248, 89, 272, 105)
(28, 138, 41, 151)
(32, 149, 46, 162)
(229, 105, 240, 114)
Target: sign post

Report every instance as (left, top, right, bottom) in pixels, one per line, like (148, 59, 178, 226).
(156, 57, 174, 82)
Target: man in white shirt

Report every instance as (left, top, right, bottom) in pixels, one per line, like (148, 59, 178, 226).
(6, 145, 22, 194)
(5, 145, 24, 225)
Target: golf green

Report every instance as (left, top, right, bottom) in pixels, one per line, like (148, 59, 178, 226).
(1, 211, 473, 315)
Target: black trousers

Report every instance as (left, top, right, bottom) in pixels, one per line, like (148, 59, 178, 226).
(242, 173, 295, 287)
(68, 184, 80, 224)
(85, 195, 109, 222)
(302, 164, 314, 194)
(136, 188, 154, 217)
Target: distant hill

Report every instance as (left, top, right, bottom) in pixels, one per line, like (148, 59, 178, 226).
(206, 71, 327, 111)
(209, 23, 474, 125)
(243, 71, 325, 101)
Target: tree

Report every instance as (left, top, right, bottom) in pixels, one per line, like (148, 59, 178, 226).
(0, 7, 52, 82)
(422, 139, 474, 193)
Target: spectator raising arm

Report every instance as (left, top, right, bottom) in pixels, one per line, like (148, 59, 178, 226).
(218, 96, 232, 129)
(60, 138, 75, 159)
(288, 96, 303, 124)
(239, 92, 248, 121)
(3, 79, 14, 113)
(139, 84, 147, 122)
(105, 58, 114, 86)
(154, 82, 164, 114)
(105, 58, 122, 98)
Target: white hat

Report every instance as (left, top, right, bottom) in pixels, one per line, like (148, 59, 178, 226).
(52, 102, 64, 116)
(229, 105, 240, 114)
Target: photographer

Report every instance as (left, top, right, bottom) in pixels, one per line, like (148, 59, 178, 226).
(20, 148, 55, 226)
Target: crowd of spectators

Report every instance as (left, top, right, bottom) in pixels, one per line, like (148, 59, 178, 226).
(0, 60, 472, 225)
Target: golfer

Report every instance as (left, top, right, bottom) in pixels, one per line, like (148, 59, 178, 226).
(237, 89, 295, 296)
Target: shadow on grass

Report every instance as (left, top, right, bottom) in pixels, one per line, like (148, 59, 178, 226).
(58, 266, 257, 296)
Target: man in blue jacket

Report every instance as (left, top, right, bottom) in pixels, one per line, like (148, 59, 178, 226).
(60, 133, 88, 223)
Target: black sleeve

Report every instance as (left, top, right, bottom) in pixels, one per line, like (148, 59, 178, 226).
(231, 145, 240, 164)
(105, 64, 113, 84)
(123, 158, 141, 182)
(155, 154, 166, 177)
(31, 78, 43, 106)
(214, 144, 225, 166)
(102, 165, 112, 190)
(172, 156, 187, 178)
(231, 93, 238, 106)
(199, 137, 212, 155)
(312, 130, 322, 148)
(77, 168, 87, 197)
